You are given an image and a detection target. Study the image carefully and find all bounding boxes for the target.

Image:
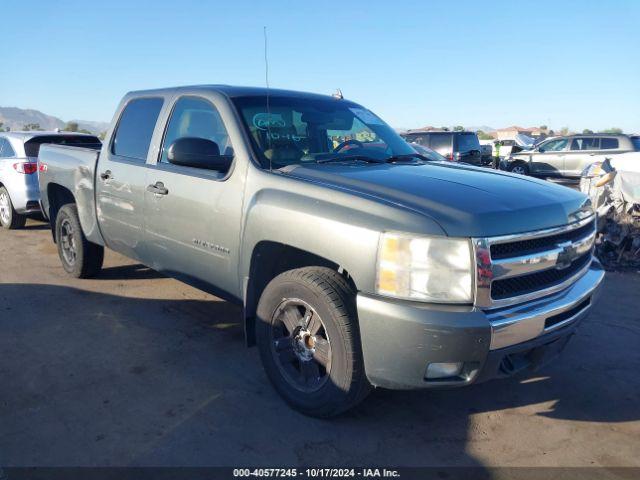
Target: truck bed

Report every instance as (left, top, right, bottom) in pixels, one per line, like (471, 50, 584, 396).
(38, 144, 104, 246)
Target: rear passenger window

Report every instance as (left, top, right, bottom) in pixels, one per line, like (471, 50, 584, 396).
(111, 97, 164, 161)
(570, 137, 599, 150)
(600, 138, 619, 150)
(0, 138, 15, 158)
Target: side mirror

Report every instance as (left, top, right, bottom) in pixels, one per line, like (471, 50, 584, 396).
(167, 137, 232, 172)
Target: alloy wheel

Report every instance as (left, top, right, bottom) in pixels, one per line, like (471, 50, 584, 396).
(270, 298, 332, 393)
(0, 192, 10, 225)
(59, 218, 78, 265)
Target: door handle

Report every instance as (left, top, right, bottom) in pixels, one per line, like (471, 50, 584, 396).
(147, 181, 169, 196)
(100, 170, 112, 180)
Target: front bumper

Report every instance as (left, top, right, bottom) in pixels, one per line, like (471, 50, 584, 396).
(357, 261, 604, 389)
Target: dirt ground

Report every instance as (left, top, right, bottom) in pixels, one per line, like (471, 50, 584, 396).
(1, 219, 639, 468)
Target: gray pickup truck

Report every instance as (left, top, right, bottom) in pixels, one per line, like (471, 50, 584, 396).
(38, 85, 604, 417)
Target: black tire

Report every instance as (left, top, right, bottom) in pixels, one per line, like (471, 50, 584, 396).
(509, 161, 529, 175)
(0, 186, 27, 230)
(55, 203, 104, 278)
(256, 267, 371, 417)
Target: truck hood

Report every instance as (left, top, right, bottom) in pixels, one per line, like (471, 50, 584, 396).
(282, 162, 592, 237)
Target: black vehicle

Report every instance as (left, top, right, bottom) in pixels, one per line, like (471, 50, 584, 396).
(402, 131, 483, 166)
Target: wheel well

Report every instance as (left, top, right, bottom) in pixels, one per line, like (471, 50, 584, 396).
(47, 184, 75, 241)
(244, 241, 356, 346)
(509, 160, 529, 170)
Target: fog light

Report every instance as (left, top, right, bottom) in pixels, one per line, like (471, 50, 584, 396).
(425, 362, 463, 379)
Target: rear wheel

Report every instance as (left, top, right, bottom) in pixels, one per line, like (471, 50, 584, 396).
(55, 204, 104, 278)
(509, 161, 529, 175)
(0, 186, 27, 230)
(256, 267, 371, 417)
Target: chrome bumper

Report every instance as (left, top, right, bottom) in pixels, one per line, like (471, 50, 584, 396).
(487, 261, 605, 350)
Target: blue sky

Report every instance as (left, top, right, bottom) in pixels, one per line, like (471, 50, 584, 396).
(2, 0, 638, 132)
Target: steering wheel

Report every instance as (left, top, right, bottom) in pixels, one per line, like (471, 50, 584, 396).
(333, 139, 364, 153)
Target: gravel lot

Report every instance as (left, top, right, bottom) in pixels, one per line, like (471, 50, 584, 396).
(1, 219, 639, 468)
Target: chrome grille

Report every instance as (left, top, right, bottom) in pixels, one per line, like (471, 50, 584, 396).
(490, 220, 596, 260)
(473, 215, 596, 308)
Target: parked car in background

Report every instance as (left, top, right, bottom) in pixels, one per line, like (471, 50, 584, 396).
(501, 134, 639, 178)
(494, 134, 536, 160)
(401, 131, 483, 166)
(479, 142, 493, 165)
(0, 132, 101, 229)
(408, 142, 448, 162)
(38, 85, 603, 417)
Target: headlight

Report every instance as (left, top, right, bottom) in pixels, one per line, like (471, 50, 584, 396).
(376, 232, 473, 303)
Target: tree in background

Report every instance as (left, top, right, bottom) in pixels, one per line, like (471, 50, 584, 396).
(453, 125, 464, 132)
(476, 130, 494, 140)
(539, 125, 548, 131)
(62, 121, 92, 134)
(0, 122, 6, 132)
(22, 123, 43, 131)
(582, 129, 594, 134)
(98, 131, 107, 140)
(599, 127, 623, 134)
(63, 121, 79, 132)
(559, 127, 570, 136)
(440, 126, 450, 131)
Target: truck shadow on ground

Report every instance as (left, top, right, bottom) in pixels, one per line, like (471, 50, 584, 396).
(19, 222, 50, 231)
(98, 264, 167, 281)
(0, 276, 638, 467)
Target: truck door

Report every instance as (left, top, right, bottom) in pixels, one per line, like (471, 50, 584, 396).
(530, 138, 568, 175)
(143, 95, 244, 298)
(565, 137, 600, 177)
(95, 97, 164, 261)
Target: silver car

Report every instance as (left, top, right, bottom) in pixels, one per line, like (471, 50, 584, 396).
(0, 132, 101, 229)
(503, 134, 638, 178)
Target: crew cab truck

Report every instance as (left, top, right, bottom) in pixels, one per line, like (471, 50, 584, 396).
(38, 85, 604, 417)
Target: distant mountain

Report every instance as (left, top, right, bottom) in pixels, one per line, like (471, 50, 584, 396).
(466, 125, 495, 133)
(0, 107, 108, 135)
(70, 119, 110, 134)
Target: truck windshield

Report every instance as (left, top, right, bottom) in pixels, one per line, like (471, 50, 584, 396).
(233, 95, 416, 169)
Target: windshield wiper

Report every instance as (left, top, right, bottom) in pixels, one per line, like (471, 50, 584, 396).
(317, 155, 385, 164)
(384, 153, 430, 163)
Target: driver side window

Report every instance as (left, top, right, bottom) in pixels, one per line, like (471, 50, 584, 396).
(543, 139, 568, 152)
(160, 96, 233, 164)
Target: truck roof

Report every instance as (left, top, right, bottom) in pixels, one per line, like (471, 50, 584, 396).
(126, 85, 351, 102)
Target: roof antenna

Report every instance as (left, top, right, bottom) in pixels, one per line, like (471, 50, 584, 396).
(264, 26, 273, 172)
(332, 88, 344, 99)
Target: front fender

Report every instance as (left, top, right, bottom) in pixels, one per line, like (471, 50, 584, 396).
(240, 185, 445, 295)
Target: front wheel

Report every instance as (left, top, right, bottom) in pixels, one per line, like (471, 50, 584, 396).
(0, 186, 27, 230)
(55, 204, 104, 278)
(509, 161, 529, 175)
(256, 267, 371, 417)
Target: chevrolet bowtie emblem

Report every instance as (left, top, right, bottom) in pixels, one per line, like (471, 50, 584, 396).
(556, 241, 577, 270)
